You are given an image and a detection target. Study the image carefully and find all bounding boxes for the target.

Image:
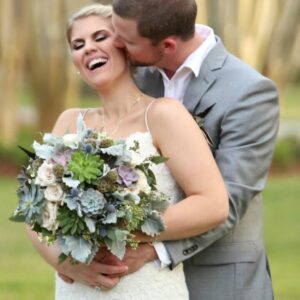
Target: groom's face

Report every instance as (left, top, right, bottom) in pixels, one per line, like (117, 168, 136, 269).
(112, 13, 164, 67)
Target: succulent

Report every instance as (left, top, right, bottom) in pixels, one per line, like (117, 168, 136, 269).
(117, 166, 139, 187)
(80, 188, 106, 215)
(57, 205, 87, 235)
(67, 151, 103, 184)
(11, 184, 44, 224)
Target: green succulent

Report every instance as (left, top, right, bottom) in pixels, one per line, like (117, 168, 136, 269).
(68, 151, 103, 184)
(57, 205, 87, 236)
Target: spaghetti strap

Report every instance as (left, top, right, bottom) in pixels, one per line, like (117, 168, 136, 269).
(82, 108, 90, 120)
(144, 100, 155, 133)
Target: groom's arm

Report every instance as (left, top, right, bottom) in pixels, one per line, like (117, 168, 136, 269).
(164, 77, 279, 268)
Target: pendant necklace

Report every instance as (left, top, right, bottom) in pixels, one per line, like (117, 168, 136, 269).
(101, 94, 143, 137)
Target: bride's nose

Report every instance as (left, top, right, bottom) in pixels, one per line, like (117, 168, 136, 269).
(84, 40, 97, 54)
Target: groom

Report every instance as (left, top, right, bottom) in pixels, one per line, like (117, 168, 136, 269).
(61, 0, 279, 299)
(110, 0, 279, 299)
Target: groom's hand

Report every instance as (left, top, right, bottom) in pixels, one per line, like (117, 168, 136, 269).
(119, 243, 158, 276)
(94, 243, 158, 277)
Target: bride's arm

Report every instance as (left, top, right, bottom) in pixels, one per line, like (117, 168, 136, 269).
(142, 98, 229, 241)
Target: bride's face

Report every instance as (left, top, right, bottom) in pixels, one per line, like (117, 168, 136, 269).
(69, 15, 128, 89)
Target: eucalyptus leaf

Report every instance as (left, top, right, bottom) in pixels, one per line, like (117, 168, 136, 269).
(149, 156, 169, 164)
(103, 211, 117, 224)
(61, 236, 92, 263)
(62, 177, 80, 188)
(33, 141, 54, 160)
(100, 144, 125, 156)
(141, 211, 166, 236)
(105, 238, 126, 260)
(84, 217, 96, 233)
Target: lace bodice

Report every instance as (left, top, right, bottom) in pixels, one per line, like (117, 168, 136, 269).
(125, 131, 185, 204)
(55, 131, 189, 300)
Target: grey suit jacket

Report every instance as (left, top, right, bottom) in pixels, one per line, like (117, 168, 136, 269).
(135, 37, 279, 300)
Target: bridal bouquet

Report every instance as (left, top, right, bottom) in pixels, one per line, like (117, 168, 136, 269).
(10, 114, 169, 264)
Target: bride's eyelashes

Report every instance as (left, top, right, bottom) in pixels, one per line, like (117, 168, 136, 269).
(71, 31, 110, 51)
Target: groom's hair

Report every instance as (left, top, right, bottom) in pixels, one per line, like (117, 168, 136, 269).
(112, 0, 197, 44)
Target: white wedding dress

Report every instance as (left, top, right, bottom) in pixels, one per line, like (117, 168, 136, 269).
(55, 108, 189, 299)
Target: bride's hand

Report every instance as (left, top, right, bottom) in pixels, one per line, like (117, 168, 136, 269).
(56, 254, 128, 289)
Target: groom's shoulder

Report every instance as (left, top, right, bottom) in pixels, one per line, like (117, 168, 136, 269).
(209, 39, 272, 85)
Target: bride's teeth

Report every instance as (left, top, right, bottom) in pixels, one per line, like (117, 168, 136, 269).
(88, 58, 108, 70)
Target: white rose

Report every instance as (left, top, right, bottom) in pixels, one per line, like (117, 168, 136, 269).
(42, 202, 58, 231)
(35, 161, 56, 186)
(62, 133, 79, 148)
(44, 184, 64, 203)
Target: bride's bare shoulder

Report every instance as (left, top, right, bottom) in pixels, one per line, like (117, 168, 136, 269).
(150, 97, 189, 122)
(52, 108, 85, 136)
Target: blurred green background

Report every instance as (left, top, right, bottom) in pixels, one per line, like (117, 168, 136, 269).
(1, 0, 300, 299)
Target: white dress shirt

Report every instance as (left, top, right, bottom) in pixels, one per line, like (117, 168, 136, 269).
(150, 24, 216, 268)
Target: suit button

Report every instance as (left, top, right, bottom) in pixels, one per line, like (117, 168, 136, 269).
(183, 250, 189, 255)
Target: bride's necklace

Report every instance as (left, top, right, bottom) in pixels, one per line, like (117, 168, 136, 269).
(101, 94, 143, 137)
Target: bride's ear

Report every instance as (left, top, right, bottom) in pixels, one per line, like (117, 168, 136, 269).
(161, 37, 178, 54)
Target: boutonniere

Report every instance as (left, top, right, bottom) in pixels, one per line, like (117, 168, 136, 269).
(193, 103, 216, 148)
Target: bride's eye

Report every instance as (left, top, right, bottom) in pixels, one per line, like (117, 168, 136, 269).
(95, 34, 107, 42)
(71, 41, 84, 51)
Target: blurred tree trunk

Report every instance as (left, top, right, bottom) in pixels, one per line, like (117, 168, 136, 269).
(196, 0, 300, 88)
(26, 0, 82, 132)
(267, 0, 300, 88)
(0, 0, 27, 146)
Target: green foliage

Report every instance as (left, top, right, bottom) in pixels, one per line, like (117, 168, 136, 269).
(67, 151, 103, 184)
(272, 137, 300, 169)
(281, 85, 300, 120)
(0, 127, 34, 167)
(263, 176, 300, 300)
(57, 205, 87, 236)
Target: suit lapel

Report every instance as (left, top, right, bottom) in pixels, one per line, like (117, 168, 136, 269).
(135, 68, 164, 98)
(183, 37, 228, 113)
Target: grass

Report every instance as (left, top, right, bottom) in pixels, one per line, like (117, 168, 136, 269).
(0, 175, 299, 299)
(0, 177, 54, 300)
(263, 175, 300, 300)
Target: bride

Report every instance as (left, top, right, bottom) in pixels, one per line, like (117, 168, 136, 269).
(26, 4, 228, 300)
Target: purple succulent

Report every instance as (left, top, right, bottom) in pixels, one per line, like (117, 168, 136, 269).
(117, 166, 139, 187)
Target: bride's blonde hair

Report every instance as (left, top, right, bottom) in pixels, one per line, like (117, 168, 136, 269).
(66, 4, 113, 44)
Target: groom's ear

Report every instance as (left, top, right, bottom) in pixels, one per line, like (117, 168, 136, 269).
(161, 37, 178, 54)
